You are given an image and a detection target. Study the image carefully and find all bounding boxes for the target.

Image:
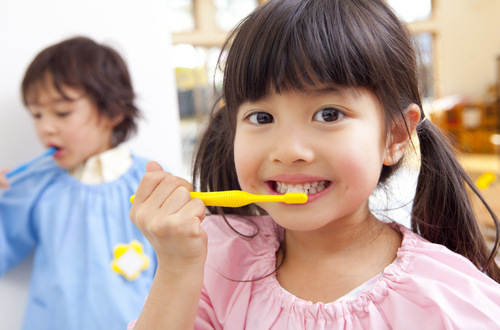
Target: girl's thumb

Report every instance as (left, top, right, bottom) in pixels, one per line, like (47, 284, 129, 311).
(145, 161, 164, 172)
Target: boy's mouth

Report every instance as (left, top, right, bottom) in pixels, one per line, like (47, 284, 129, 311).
(270, 180, 331, 195)
(49, 145, 63, 157)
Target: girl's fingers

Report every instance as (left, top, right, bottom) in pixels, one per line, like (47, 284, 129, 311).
(152, 198, 206, 241)
(144, 174, 193, 211)
(133, 168, 192, 207)
(158, 185, 195, 215)
(145, 161, 163, 172)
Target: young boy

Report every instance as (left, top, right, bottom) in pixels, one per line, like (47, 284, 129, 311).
(0, 36, 156, 330)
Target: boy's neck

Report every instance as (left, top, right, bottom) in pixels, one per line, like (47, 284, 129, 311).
(68, 145, 133, 184)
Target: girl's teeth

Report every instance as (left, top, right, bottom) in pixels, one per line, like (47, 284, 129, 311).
(275, 181, 328, 195)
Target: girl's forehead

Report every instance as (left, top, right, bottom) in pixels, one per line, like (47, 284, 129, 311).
(239, 84, 362, 105)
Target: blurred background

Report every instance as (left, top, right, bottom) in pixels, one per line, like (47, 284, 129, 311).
(1, 0, 500, 327)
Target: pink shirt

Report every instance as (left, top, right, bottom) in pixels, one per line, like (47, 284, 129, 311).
(129, 215, 500, 329)
(196, 215, 500, 329)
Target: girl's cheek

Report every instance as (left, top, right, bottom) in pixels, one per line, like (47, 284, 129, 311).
(234, 142, 259, 188)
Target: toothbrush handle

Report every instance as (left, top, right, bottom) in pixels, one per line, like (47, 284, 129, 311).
(5, 164, 31, 178)
(5, 147, 57, 178)
(190, 191, 287, 207)
(190, 191, 255, 207)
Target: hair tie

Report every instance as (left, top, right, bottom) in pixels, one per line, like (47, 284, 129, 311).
(420, 116, 427, 125)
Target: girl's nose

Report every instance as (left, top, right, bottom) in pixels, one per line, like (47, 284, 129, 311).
(269, 127, 315, 165)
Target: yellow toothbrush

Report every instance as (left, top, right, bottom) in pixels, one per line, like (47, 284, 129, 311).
(129, 191, 308, 207)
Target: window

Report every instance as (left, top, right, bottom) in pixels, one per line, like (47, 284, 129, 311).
(387, 0, 432, 22)
(388, 0, 436, 100)
(168, 0, 195, 33)
(214, 0, 258, 31)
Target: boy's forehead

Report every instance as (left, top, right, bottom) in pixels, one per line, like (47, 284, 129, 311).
(25, 79, 84, 106)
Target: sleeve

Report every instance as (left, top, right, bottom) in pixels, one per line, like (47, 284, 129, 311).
(0, 163, 58, 276)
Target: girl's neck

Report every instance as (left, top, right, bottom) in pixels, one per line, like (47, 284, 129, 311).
(276, 211, 402, 304)
(283, 209, 386, 255)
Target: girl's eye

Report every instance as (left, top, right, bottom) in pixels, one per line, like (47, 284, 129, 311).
(247, 112, 274, 125)
(313, 108, 344, 123)
(32, 113, 42, 119)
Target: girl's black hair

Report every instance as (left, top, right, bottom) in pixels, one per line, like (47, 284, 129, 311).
(193, 0, 500, 282)
(22, 36, 141, 146)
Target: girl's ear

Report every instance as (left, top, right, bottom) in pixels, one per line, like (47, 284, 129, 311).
(383, 104, 421, 166)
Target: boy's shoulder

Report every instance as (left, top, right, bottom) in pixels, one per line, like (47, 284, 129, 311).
(1, 159, 64, 200)
(129, 154, 171, 174)
(9, 158, 64, 186)
(130, 154, 150, 167)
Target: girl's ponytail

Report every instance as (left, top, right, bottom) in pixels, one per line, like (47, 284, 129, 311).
(413, 119, 500, 282)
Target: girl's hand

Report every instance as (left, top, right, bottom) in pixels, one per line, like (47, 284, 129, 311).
(0, 169, 10, 190)
(129, 161, 208, 272)
(129, 161, 207, 329)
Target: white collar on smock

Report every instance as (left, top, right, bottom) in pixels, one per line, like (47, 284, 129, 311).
(69, 144, 133, 184)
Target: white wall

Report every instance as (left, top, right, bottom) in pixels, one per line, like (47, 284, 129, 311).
(0, 0, 182, 328)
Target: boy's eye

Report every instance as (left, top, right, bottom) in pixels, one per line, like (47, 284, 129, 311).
(247, 112, 274, 124)
(56, 112, 70, 118)
(32, 113, 42, 119)
(313, 108, 344, 122)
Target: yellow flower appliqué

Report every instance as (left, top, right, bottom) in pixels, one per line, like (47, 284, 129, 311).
(111, 240, 150, 280)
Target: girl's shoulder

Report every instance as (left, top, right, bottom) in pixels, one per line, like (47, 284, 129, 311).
(202, 214, 280, 248)
(393, 223, 496, 281)
(201, 214, 280, 279)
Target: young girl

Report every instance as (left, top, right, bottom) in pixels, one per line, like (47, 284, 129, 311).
(0, 37, 156, 329)
(129, 0, 500, 328)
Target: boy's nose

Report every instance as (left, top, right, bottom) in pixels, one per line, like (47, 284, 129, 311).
(38, 117, 58, 135)
(269, 127, 314, 165)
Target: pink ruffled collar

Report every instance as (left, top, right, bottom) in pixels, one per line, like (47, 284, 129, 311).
(251, 219, 422, 321)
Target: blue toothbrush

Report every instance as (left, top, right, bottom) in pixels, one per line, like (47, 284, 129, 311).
(5, 147, 58, 178)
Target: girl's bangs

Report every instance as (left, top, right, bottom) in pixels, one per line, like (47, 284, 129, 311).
(222, 0, 396, 110)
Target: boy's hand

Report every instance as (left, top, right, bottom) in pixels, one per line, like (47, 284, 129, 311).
(129, 161, 208, 273)
(0, 169, 10, 189)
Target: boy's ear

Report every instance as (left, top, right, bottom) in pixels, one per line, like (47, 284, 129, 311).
(108, 113, 125, 128)
(383, 104, 421, 166)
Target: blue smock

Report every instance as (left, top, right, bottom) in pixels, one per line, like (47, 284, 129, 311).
(0, 155, 156, 330)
